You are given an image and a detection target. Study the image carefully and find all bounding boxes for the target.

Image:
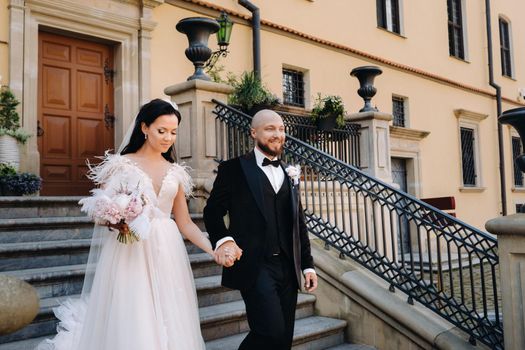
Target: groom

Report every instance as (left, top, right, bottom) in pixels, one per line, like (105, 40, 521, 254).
(204, 109, 317, 349)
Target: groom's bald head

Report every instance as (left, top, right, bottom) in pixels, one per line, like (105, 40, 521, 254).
(251, 109, 283, 129)
(250, 109, 285, 158)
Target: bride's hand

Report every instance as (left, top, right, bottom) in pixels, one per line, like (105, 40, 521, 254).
(214, 242, 242, 267)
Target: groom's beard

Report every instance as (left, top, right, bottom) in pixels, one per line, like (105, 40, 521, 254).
(257, 140, 283, 158)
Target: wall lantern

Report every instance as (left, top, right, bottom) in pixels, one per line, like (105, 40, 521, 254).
(205, 11, 234, 70)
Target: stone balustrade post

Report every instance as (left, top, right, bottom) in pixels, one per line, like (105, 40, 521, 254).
(164, 80, 233, 213)
(486, 214, 525, 350)
(347, 111, 393, 184)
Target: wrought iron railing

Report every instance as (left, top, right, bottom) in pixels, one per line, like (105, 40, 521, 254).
(279, 112, 361, 167)
(212, 101, 502, 349)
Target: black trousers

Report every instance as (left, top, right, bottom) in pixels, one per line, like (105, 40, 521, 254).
(238, 254, 298, 350)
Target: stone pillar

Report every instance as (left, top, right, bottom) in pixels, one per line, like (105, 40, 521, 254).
(8, 0, 24, 107)
(347, 111, 393, 184)
(486, 214, 525, 350)
(164, 80, 233, 213)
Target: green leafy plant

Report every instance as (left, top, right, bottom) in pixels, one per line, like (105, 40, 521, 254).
(0, 163, 17, 177)
(0, 128, 31, 144)
(0, 86, 31, 143)
(0, 172, 42, 196)
(228, 71, 279, 113)
(311, 94, 346, 128)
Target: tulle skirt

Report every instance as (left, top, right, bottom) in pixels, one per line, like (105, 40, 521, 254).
(36, 218, 205, 350)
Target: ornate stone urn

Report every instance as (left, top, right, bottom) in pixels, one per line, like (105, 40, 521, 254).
(350, 66, 383, 112)
(500, 107, 525, 172)
(176, 17, 220, 81)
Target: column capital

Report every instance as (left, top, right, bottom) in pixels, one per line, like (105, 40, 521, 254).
(346, 111, 392, 123)
(486, 213, 525, 236)
(164, 79, 234, 96)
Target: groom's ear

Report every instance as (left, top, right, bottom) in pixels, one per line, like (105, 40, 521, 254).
(250, 128, 256, 139)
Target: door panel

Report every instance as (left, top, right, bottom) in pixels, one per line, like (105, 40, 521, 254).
(38, 32, 114, 195)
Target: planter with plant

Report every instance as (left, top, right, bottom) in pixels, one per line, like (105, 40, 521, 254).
(0, 163, 41, 196)
(311, 94, 346, 131)
(0, 86, 31, 170)
(228, 71, 279, 115)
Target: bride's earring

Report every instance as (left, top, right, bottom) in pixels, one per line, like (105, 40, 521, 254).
(144, 133, 148, 140)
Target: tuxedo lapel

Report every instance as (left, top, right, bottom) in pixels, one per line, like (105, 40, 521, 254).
(240, 151, 267, 222)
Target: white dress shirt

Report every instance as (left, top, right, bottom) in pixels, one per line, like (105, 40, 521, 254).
(215, 147, 315, 276)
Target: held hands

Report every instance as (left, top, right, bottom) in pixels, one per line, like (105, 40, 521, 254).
(214, 241, 243, 268)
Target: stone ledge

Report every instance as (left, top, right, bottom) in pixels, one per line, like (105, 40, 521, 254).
(486, 213, 525, 236)
(311, 239, 486, 350)
(164, 79, 234, 96)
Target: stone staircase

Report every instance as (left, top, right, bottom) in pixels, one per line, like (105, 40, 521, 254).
(0, 197, 374, 350)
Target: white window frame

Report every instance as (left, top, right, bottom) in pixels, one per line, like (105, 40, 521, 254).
(282, 64, 310, 110)
(391, 94, 409, 128)
(454, 109, 487, 192)
(510, 130, 525, 191)
(499, 15, 515, 79)
(378, 0, 405, 36)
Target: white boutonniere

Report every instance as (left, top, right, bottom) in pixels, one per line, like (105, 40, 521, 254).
(285, 165, 301, 186)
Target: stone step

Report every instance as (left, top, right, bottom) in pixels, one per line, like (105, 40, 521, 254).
(0, 239, 91, 272)
(0, 294, 77, 344)
(0, 336, 46, 350)
(0, 237, 218, 276)
(194, 274, 242, 308)
(0, 214, 204, 244)
(326, 344, 378, 350)
(205, 316, 347, 350)
(200, 293, 316, 341)
(0, 196, 85, 219)
(0, 217, 94, 244)
(4, 264, 233, 303)
(1, 292, 315, 345)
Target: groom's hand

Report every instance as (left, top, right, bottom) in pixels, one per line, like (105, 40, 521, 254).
(304, 272, 318, 292)
(215, 241, 242, 267)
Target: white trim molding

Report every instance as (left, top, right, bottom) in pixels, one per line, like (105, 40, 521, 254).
(9, 0, 161, 173)
(455, 109, 487, 190)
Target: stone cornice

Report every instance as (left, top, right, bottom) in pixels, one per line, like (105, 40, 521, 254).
(454, 109, 489, 122)
(390, 126, 430, 141)
(347, 111, 392, 123)
(26, 0, 141, 31)
(8, 0, 25, 10)
(170, 0, 524, 107)
(112, 0, 164, 8)
(164, 79, 234, 95)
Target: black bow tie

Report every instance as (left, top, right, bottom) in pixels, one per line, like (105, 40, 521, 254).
(262, 158, 280, 167)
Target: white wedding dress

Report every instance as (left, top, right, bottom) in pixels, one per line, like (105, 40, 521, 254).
(37, 154, 206, 350)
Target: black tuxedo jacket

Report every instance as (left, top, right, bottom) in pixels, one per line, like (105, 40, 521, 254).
(203, 151, 314, 291)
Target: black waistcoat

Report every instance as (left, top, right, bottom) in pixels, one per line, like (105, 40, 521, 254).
(260, 170, 293, 258)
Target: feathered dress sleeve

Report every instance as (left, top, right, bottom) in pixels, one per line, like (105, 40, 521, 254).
(172, 163, 194, 198)
(85, 151, 130, 186)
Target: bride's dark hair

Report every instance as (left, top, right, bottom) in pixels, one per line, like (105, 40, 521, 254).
(120, 98, 181, 163)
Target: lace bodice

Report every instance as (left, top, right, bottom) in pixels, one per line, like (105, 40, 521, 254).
(86, 152, 193, 216)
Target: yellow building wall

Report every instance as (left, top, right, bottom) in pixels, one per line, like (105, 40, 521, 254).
(0, 0, 522, 229)
(0, 0, 9, 84)
(151, 1, 525, 230)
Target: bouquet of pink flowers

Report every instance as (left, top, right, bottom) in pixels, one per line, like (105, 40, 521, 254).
(79, 183, 152, 244)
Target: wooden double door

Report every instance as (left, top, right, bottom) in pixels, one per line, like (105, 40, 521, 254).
(38, 32, 115, 196)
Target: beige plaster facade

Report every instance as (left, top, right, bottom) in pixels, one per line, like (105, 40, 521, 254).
(1, 0, 525, 229)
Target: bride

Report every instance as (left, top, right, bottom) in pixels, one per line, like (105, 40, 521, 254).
(37, 99, 238, 350)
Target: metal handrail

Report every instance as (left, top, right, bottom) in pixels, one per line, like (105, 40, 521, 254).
(212, 100, 502, 349)
(278, 111, 361, 167)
